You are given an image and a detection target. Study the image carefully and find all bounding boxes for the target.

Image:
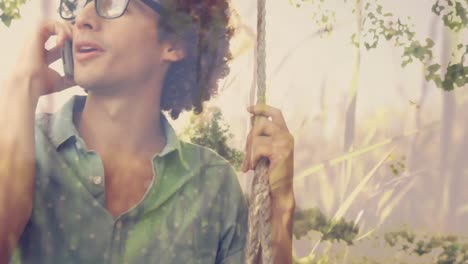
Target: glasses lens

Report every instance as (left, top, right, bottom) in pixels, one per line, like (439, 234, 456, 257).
(60, 0, 87, 20)
(97, 0, 128, 18)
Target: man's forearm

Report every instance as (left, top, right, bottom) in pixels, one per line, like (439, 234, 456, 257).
(0, 76, 38, 263)
(271, 195, 295, 264)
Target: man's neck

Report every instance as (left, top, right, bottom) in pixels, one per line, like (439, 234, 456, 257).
(76, 91, 166, 160)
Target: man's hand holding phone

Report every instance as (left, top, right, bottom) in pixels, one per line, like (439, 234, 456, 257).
(10, 20, 76, 99)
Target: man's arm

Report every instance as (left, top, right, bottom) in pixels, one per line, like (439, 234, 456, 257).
(242, 104, 296, 264)
(271, 192, 295, 264)
(0, 20, 74, 263)
(251, 185, 295, 264)
(0, 75, 40, 263)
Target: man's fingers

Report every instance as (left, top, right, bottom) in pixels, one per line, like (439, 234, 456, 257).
(54, 23, 73, 48)
(54, 76, 77, 92)
(36, 21, 72, 62)
(251, 117, 279, 137)
(243, 136, 272, 172)
(242, 116, 280, 172)
(45, 46, 62, 65)
(49, 71, 76, 93)
(247, 104, 288, 129)
(249, 137, 272, 171)
(38, 20, 72, 44)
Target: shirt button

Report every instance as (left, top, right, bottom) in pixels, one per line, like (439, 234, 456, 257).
(116, 220, 123, 229)
(92, 176, 103, 185)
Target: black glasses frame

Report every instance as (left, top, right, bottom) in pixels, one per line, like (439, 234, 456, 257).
(59, 0, 165, 20)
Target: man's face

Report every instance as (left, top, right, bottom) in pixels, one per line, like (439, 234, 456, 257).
(72, 0, 167, 93)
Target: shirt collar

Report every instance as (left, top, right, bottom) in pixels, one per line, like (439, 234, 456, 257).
(157, 110, 189, 169)
(49, 95, 189, 169)
(49, 95, 83, 149)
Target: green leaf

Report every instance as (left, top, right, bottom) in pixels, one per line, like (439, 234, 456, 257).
(442, 79, 454, 91)
(321, 15, 328, 23)
(431, 0, 444, 16)
(401, 57, 412, 67)
(376, 5, 382, 14)
(433, 76, 443, 88)
(426, 38, 435, 48)
(427, 63, 441, 73)
(1, 14, 12, 27)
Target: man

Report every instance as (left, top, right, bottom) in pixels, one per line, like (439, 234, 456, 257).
(0, 0, 295, 263)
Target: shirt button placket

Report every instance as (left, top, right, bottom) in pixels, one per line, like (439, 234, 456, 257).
(112, 219, 124, 263)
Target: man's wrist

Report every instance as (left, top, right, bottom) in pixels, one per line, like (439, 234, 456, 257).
(3, 74, 41, 104)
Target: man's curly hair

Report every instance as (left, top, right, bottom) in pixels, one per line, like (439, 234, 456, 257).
(157, 0, 234, 119)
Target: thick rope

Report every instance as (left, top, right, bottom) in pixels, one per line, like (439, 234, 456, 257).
(245, 0, 273, 263)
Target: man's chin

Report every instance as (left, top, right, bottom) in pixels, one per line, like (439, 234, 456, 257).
(74, 74, 104, 90)
(75, 79, 120, 96)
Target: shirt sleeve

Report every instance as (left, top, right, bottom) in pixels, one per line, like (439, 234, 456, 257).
(215, 165, 248, 264)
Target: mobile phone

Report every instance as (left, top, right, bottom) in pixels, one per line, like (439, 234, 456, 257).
(62, 39, 74, 78)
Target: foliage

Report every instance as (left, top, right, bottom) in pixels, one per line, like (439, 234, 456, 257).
(388, 154, 406, 176)
(293, 207, 359, 245)
(383, 230, 468, 264)
(288, 0, 467, 91)
(180, 108, 245, 170)
(358, 0, 467, 91)
(432, 0, 467, 32)
(288, 0, 336, 36)
(293, 225, 468, 264)
(0, 0, 28, 27)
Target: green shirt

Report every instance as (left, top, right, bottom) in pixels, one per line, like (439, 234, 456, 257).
(12, 95, 248, 264)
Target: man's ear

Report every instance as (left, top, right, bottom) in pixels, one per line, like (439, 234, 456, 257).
(161, 40, 186, 62)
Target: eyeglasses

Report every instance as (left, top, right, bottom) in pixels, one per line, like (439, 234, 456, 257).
(59, 0, 165, 20)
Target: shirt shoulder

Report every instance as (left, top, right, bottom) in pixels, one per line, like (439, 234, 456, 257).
(178, 142, 248, 262)
(179, 140, 235, 170)
(33, 112, 72, 184)
(34, 112, 61, 157)
(34, 112, 53, 136)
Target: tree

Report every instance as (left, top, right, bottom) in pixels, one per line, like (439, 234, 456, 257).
(381, 229, 468, 264)
(293, 207, 359, 246)
(0, 0, 28, 26)
(180, 107, 245, 171)
(289, 0, 467, 91)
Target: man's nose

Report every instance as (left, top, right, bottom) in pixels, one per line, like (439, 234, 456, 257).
(74, 0, 100, 31)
